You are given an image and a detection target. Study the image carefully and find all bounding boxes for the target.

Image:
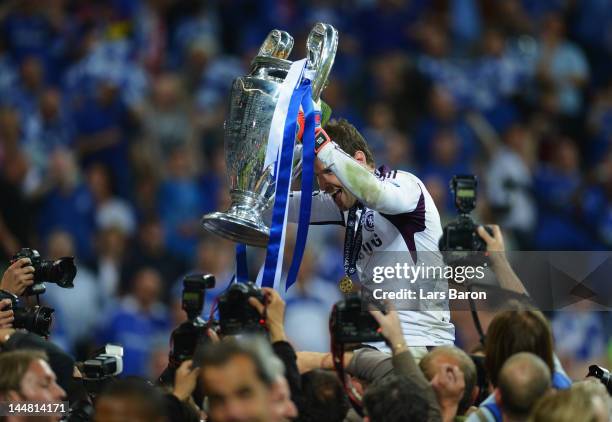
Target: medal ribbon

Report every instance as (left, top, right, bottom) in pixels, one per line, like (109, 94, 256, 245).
(343, 204, 365, 276)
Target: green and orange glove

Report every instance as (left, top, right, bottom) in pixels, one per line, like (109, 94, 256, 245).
(295, 99, 333, 154)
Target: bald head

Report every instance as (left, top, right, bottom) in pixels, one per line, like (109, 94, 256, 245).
(497, 353, 551, 419)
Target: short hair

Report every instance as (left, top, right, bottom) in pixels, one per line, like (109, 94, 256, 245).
(363, 374, 429, 422)
(498, 352, 551, 419)
(324, 118, 375, 166)
(419, 345, 477, 414)
(299, 369, 350, 422)
(98, 378, 167, 420)
(528, 388, 600, 422)
(0, 350, 48, 396)
(485, 305, 554, 387)
(196, 336, 283, 388)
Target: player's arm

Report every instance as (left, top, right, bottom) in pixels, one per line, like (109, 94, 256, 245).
(286, 190, 344, 225)
(316, 133, 421, 214)
(264, 190, 344, 226)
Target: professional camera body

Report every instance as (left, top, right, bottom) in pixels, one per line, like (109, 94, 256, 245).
(168, 274, 216, 368)
(218, 281, 266, 336)
(439, 175, 493, 254)
(330, 293, 383, 343)
(588, 365, 612, 395)
(12, 248, 77, 296)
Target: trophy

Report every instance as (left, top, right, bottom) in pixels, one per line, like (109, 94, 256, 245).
(201, 23, 338, 247)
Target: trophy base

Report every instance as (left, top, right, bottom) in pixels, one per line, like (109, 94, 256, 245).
(201, 212, 270, 248)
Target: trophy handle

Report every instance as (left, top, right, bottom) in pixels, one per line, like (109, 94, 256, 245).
(306, 23, 339, 101)
(257, 30, 294, 60)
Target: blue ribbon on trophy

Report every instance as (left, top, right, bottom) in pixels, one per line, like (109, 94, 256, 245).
(262, 63, 316, 290)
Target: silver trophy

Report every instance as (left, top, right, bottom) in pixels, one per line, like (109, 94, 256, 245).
(201, 23, 338, 247)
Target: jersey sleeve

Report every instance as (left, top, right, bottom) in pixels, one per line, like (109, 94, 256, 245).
(287, 190, 345, 225)
(317, 142, 422, 215)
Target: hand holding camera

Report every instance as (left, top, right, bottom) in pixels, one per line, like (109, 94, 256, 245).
(368, 303, 405, 354)
(248, 287, 286, 343)
(1, 257, 35, 296)
(0, 299, 14, 329)
(476, 224, 507, 265)
(173, 359, 201, 402)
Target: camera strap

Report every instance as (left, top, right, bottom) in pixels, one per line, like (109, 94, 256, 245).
(343, 204, 365, 277)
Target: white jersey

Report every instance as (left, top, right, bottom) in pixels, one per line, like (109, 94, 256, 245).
(288, 141, 455, 346)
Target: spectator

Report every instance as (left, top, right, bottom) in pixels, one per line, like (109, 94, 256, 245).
(299, 369, 350, 422)
(535, 13, 589, 117)
(87, 163, 136, 237)
(72, 77, 133, 197)
(123, 216, 187, 300)
(527, 386, 607, 422)
(197, 337, 290, 422)
(157, 145, 205, 261)
(0, 350, 66, 422)
(97, 268, 171, 376)
(94, 378, 168, 422)
(43, 230, 103, 354)
(37, 149, 96, 261)
(420, 346, 479, 417)
(468, 352, 551, 422)
(363, 374, 430, 422)
(486, 124, 537, 248)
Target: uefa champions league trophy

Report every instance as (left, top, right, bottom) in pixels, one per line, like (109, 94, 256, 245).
(201, 23, 338, 247)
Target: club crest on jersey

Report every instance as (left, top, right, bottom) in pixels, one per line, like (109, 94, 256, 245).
(364, 209, 375, 231)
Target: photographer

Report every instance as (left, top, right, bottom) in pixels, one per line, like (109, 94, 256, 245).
(248, 287, 303, 411)
(0, 349, 66, 422)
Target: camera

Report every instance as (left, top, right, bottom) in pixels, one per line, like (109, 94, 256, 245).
(13, 304, 55, 337)
(587, 365, 612, 395)
(439, 175, 493, 257)
(0, 292, 55, 337)
(12, 248, 77, 296)
(330, 293, 383, 343)
(169, 274, 215, 368)
(218, 281, 266, 336)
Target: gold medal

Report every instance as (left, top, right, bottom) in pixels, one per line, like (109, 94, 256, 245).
(339, 276, 353, 293)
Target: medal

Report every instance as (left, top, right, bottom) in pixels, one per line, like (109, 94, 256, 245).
(339, 276, 353, 293)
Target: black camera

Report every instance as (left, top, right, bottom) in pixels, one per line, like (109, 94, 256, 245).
(330, 293, 383, 344)
(439, 176, 492, 254)
(0, 292, 55, 337)
(12, 248, 77, 296)
(13, 304, 55, 337)
(588, 365, 612, 395)
(169, 274, 215, 368)
(218, 281, 266, 336)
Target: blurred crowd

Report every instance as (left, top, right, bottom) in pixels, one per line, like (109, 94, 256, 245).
(0, 0, 610, 380)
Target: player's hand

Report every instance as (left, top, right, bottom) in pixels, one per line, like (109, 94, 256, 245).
(248, 287, 287, 342)
(173, 359, 200, 401)
(369, 303, 406, 353)
(1, 258, 35, 296)
(477, 225, 506, 265)
(0, 299, 14, 329)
